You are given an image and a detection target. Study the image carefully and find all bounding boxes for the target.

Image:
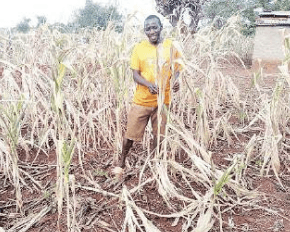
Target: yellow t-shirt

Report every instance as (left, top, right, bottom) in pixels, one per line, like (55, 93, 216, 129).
(130, 39, 182, 107)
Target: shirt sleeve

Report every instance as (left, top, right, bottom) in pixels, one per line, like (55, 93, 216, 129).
(130, 44, 140, 70)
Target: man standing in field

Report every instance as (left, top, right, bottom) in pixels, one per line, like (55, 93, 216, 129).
(114, 15, 182, 175)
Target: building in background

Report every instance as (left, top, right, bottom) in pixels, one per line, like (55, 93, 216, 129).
(253, 11, 290, 63)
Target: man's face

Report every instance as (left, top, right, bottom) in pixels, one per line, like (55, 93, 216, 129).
(144, 18, 162, 45)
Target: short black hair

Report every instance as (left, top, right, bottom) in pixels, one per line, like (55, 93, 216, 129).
(144, 15, 162, 27)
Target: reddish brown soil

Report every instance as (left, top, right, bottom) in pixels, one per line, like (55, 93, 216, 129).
(1, 62, 290, 232)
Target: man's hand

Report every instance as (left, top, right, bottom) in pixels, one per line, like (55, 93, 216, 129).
(172, 81, 180, 92)
(132, 70, 159, 94)
(147, 83, 159, 94)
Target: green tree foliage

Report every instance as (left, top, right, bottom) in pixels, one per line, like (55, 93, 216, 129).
(36, 16, 47, 28)
(155, 0, 210, 32)
(204, 0, 290, 36)
(73, 0, 122, 29)
(204, 0, 256, 35)
(256, 0, 290, 10)
(205, 0, 248, 21)
(49, 22, 74, 33)
(16, 18, 31, 33)
(269, 0, 290, 10)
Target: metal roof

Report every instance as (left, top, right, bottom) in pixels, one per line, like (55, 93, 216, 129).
(259, 11, 290, 17)
(256, 11, 290, 26)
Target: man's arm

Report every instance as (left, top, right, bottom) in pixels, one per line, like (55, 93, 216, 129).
(132, 69, 159, 94)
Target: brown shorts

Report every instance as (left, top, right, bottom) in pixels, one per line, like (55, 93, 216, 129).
(125, 103, 169, 142)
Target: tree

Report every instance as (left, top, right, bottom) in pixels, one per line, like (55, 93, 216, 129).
(155, 0, 210, 33)
(203, 0, 256, 33)
(73, 0, 122, 29)
(204, 0, 290, 36)
(268, 0, 290, 10)
(16, 18, 31, 33)
(36, 16, 47, 28)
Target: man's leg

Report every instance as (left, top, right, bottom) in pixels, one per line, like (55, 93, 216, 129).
(116, 103, 151, 169)
(119, 138, 133, 168)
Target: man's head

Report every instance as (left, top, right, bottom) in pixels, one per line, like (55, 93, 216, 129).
(144, 15, 163, 45)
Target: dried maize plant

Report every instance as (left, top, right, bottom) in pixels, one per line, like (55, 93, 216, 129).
(153, 38, 185, 158)
(98, 22, 136, 161)
(167, 16, 244, 151)
(282, 30, 290, 64)
(258, 100, 282, 179)
(0, 47, 32, 212)
(0, 29, 54, 217)
(148, 116, 253, 231)
(59, 30, 105, 152)
(55, 139, 77, 231)
(48, 33, 79, 230)
(0, 97, 25, 211)
(122, 186, 162, 232)
(57, 22, 138, 158)
(127, 130, 253, 231)
(256, 32, 290, 182)
(155, 42, 168, 157)
(19, 29, 54, 153)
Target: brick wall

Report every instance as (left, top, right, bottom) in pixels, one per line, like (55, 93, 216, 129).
(253, 26, 290, 61)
